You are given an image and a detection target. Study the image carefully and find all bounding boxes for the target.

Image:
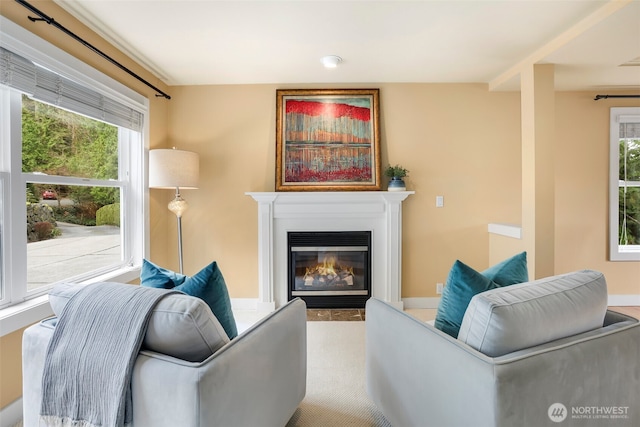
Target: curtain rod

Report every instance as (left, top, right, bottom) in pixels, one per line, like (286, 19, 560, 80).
(14, 0, 171, 100)
(594, 94, 640, 101)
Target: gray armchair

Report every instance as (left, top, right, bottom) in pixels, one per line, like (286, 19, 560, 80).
(365, 271, 640, 427)
(23, 290, 307, 427)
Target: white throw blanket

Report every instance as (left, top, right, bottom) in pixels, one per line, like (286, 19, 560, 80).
(40, 283, 177, 427)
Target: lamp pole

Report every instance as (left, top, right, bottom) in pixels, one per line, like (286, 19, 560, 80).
(167, 187, 188, 274)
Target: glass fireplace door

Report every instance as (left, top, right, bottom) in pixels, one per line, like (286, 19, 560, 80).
(291, 246, 368, 296)
(288, 231, 371, 308)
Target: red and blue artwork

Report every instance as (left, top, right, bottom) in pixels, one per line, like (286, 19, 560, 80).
(283, 97, 374, 184)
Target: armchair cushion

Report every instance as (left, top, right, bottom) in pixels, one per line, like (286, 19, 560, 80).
(458, 269, 608, 357)
(49, 283, 229, 362)
(141, 259, 238, 339)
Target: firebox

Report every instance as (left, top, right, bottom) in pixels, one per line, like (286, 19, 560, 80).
(288, 231, 371, 308)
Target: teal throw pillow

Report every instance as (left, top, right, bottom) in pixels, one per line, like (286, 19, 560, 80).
(141, 259, 238, 339)
(140, 260, 187, 289)
(482, 251, 528, 286)
(434, 252, 528, 338)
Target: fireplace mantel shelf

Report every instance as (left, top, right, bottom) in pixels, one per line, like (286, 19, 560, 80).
(247, 191, 414, 214)
(247, 191, 414, 311)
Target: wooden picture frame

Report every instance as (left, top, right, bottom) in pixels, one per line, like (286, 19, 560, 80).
(276, 89, 381, 191)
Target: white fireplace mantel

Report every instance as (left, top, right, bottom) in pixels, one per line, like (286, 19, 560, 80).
(246, 191, 414, 311)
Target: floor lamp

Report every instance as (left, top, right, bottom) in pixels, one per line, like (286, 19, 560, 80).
(149, 148, 200, 274)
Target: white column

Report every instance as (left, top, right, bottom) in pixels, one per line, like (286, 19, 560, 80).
(383, 193, 408, 310)
(249, 193, 277, 311)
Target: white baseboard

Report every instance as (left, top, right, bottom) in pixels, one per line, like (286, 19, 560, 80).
(256, 301, 276, 312)
(0, 398, 22, 427)
(230, 298, 259, 311)
(608, 294, 640, 306)
(230, 298, 277, 313)
(402, 297, 441, 309)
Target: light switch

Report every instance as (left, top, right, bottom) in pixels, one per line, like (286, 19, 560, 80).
(436, 195, 444, 208)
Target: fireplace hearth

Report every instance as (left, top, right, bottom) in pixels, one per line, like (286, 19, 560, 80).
(288, 231, 371, 308)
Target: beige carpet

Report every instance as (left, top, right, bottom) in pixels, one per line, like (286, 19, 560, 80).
(286, 321, 392, 427)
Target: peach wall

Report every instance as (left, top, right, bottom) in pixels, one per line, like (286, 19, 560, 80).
(167, 83, 640, 301)
(489, 90, 640, 294)
(489, 233, 527, 266)
(375, 84, 522, 295)
(555, 92, 640, 294)
(0, 327, 26, 408)
(166, 83, 522, 298)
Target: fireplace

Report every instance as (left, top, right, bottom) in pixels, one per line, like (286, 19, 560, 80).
(288, 231, 371, 308)
(246, 191, 413, 311)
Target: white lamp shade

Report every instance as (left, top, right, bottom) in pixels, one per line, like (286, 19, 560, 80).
(149, 149, 199, 189)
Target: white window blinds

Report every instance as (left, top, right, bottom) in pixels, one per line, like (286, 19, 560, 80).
(0, 46, 143, 131)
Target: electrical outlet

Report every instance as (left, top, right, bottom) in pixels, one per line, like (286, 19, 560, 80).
(436, 283, 444, 294)
(436, 195, 444, 208)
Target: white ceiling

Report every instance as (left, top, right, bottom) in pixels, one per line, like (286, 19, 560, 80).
(51, 0, 640, 91)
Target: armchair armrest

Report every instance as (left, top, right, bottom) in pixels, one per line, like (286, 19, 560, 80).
(132, 297, 307, 427)
(365, 298, 497, 427)
(365, 298, 640, 427)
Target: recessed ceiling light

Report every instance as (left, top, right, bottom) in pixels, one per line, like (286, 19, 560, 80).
(321, 55, 342, 69)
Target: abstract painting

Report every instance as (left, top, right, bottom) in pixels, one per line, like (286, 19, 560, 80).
(276, 89, 381, 191)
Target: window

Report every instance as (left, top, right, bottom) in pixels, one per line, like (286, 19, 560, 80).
(0, 17, 148, 310)
(0, 172, 5, 302)
(22, 96, 125, 293)
(610, 107, 640, 261)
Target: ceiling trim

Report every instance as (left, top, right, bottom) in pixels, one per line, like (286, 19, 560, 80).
(53, 0, 170, 82)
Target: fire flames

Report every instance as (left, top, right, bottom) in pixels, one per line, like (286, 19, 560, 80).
(303, 255, 355, 287)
